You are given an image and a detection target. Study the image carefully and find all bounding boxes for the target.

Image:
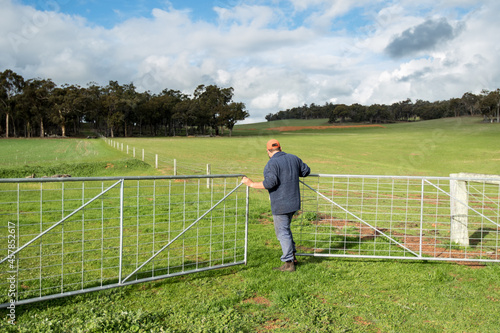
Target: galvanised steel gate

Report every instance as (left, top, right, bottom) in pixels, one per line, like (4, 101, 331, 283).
(297, 174, 500, 262)
(0, 175, 248, 307)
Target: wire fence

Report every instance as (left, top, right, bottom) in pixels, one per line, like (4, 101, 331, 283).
(105, 138, 264, 177)
(298, 174, 500, 262)
(0, 175, 248, 307)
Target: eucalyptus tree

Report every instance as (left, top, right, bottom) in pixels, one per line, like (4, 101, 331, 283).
(102, 81, 138, 137)
(479, 89, 500, 122)
(328, 104, 349, 123)
(50, 84, 81, 136)
(21, 78, 56, 137)
(194, 84, 234, 136)
(461, 92, 479, 116)
(220, 101, 248, 137)
(0, 69, 24, 137)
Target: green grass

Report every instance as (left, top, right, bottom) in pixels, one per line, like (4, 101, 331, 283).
(1, 117, 500, 332)
(113, 116, 500, 178)
(0, 138, 127, 167)
(0, 138, 155, 177)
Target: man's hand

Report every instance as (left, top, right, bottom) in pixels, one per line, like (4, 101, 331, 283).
(241, 176, 265, 189)
(241, 176, 253, 186)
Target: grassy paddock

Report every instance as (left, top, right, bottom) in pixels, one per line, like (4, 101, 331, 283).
(114, 116, 500, 177)
(1, 117, 500, 332)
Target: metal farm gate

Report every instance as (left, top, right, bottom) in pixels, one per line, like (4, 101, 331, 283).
(297, 174, 500, 263)
(2, 172, 500, 307)
(0, 175, 248, 307)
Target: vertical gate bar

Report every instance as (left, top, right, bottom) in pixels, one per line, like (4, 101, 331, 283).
(100, 182, 104, 286)
(167, 180, 171, 275)
(389, 179, 395, 256)
(82, 182, 85, 289)
(375, 177, 380, 252)
(153, 180, 156, 275)
(16, 183, 20, 303)
(152, 180, 156, 276)
(244, 184, 249, 265)
(136, 180, 140, 273)
(210, 177, 214, 265)
(182, 181, 186, 271)
(343, 177, 350, 254)
(233, 177, 238, 263)
(61, 182, 64, 294)
(39, 182, 43, 297)
(222, 178, 227, 264)
(196, 179, 200, 270)
(119, 179, 124, 284)
(360, 177, 365, 255)
(329, 176, 335, 254)
(404, 179, 410, 254)
(419, 178, 425, 258)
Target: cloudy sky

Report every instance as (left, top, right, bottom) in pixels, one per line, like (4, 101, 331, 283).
(1, 0, 499, 123)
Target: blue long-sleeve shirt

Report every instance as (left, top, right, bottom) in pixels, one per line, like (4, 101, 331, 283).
(262, 151, 310, 215)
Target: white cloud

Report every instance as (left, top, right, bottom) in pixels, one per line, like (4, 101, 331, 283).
(0, 0, 499, 123)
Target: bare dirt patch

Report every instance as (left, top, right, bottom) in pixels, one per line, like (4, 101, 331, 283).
(267, 124, 385, 131)
(243, 296, 271, 307)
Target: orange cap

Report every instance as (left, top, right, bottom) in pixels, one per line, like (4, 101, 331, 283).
(266, 139, 281, 150)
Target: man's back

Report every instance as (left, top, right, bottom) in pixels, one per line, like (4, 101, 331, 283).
(263, 151, 310, 215)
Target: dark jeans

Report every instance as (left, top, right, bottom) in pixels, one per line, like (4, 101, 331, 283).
(273, 212, 296, 262)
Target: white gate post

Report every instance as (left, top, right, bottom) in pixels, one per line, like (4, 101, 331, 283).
(450, 174, 469, 246)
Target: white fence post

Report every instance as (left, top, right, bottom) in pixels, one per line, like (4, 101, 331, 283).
(450, 174, 469, 246)
(133, 147, 136, 158)
(155, 154, 158, 169)
(450, 173, 500, 246)
(207, 164, 211, 188)
(174, 159, 177, 175)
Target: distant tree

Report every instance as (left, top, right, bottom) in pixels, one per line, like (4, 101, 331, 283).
(328, 104, 348, 123)
(390, 98, 413, 121)
(366, 104, 389, 123)
(448, 98, 465, 117)
(21, 78, 56, 137)
(461, 92, 479, 116)
(349, 103, 367, 122)
(221, 102, 249, 137)
(0, 70, 24, 137)
(50, 84, 81, 136)
(479, 89, 500, 122)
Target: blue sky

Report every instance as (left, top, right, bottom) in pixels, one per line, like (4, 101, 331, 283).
(2, 0, 499, 123)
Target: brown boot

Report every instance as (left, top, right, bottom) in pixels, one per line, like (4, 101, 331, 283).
(293, 254, 298, 265)
(273, 261, 295, 272)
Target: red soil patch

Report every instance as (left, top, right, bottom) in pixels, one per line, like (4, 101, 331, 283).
(267, 124, 385, 131)
(243, 296, 271, 307)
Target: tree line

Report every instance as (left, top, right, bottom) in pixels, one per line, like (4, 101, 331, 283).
(0, 69, 249, 138)
(265, 90, 500, 124)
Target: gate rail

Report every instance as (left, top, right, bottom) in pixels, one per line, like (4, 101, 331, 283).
(297, 174, 500, 262)
(0, 175, 248, 307)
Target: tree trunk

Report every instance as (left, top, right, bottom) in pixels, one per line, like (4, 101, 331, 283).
(40, 118, 44, 138)
(61, 124, 66, 137)
(5, 112, 9, 138)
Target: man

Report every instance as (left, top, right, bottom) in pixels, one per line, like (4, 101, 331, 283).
(241, 139, 310, 272)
